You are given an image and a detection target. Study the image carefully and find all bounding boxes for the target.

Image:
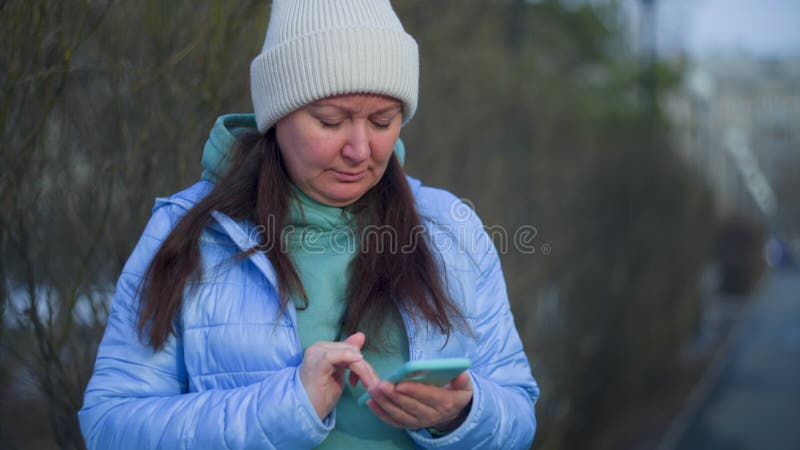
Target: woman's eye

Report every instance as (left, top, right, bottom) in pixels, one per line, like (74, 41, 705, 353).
(371, 121, 391, 129)
(319, 120, 342, 128)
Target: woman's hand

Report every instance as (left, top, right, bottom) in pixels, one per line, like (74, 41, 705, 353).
(366, 372, 473, 431)
(299, 332, 379, 420)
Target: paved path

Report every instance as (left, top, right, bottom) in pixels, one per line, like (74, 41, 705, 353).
(675, 271, 800, 450)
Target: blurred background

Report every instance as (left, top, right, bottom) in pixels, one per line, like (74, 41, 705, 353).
(1, 0, 798, 449)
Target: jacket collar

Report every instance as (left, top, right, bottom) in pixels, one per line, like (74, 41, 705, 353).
(153, 181, 280, 288)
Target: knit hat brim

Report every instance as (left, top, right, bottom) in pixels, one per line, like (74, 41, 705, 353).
(250, 27, 419, 133)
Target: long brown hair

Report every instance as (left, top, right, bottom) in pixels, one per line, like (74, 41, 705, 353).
(138, 128, 467, 350)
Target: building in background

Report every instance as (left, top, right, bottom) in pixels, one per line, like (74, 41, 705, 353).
(667, 56, 800, 237)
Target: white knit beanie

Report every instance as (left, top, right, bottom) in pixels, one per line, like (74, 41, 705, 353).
(250, 0, 419, 133)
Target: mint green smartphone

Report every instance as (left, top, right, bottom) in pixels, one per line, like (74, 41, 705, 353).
(358, 357, 471, 406)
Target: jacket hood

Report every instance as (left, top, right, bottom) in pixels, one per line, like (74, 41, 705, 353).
(200, 113, 407, 183)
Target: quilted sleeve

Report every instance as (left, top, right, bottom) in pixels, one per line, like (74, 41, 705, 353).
(78, 204, 331, 450)
(409, 197, 540, 450)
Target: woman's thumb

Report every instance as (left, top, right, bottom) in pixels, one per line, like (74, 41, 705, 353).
(343, 331, 366, 349)
(448, 371, 471, 390)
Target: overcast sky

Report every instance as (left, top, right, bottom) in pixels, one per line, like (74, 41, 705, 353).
(625, 0, 800, 57)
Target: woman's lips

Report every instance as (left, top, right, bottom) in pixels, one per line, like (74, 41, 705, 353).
(331, 169, 367, 182)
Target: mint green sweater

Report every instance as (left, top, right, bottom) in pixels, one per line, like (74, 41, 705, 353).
(286, 187, 411, 449)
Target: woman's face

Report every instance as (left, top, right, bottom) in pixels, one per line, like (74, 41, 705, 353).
(275, 94, 403, 207)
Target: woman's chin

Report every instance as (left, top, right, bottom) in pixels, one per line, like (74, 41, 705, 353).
(309, 178, 378, 207)
(313, 187, 369, 207)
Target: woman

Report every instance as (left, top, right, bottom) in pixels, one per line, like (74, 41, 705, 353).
(79, 1, 539, 449)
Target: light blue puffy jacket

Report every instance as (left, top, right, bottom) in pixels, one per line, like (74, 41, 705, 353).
(79, 175, 539, 449)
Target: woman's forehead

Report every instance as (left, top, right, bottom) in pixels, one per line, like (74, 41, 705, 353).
(309, 94, 402, 113)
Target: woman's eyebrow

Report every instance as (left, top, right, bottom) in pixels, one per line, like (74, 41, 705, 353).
(309, 101, 401, 115)
(308, 103, 346, 113)
(370, 105, 402, 115)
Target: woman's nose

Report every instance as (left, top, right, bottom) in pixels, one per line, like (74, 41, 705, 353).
(341, 123, 370, 164)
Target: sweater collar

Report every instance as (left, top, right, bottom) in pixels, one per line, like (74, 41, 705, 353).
(200, 114, 257, 182)
(286, 183, 355, 233)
